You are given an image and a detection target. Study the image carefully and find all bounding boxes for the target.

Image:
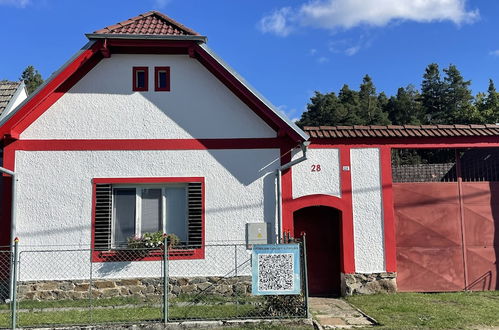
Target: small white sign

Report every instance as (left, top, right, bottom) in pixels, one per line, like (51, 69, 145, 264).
(342, 166, 350, 171)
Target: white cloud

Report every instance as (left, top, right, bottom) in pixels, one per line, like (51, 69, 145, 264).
(344, 46, 360, 56)
(317, 56, 329, 63)
(328, 35, 372, 56)
(489, 50, 499, 56)
(259, 0, 479, 36)
(258, 7, 294, 37)
(0, 0, 30, 7)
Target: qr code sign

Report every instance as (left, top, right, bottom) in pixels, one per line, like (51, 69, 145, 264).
(258, 253, 294, 292)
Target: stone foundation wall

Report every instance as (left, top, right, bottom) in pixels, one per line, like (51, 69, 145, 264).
(342, 272, 397, 295)
(17, 276, 252, 301)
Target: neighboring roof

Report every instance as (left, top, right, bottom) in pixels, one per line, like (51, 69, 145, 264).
(87, 11, 206, 41)
(304, 125, 499, 139)
(0, 81, 22, 116)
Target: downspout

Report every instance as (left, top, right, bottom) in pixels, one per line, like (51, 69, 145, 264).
(0, 165, 17, 301)
(276, 141, 310, 243)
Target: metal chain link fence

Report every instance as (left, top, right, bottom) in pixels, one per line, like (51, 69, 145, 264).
(0, 247, 13, 329)
(167, 242, 308, 321)
(0, 239, 308, 328)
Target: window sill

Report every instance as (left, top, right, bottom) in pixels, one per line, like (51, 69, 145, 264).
(92, 247, 204, 262)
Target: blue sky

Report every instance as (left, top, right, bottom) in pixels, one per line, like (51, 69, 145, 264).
(1, 0, 498, 121)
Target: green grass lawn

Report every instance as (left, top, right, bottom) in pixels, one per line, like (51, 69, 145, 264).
(0, 294, 300, 327)
(346, 291, 499, 329)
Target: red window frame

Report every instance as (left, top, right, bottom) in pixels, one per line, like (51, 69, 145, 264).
(91, 177, 205, 262)
(132, 67, 149, 91)
(154, 66, 171, 91)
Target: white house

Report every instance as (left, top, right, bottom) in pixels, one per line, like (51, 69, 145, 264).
(1, 12, 497, 297)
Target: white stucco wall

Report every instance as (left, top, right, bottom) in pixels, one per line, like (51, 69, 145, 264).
(292, 148, 341, 199)
(350, 148, 385, 273)
(15, 148, 279, 280)
(21, 54, 276, 140)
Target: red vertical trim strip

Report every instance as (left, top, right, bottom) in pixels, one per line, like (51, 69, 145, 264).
(90, 181, 97, 259)
(0, 143, 16, 246)
(340, 147, 355, 274)
(380, 147, 397, 273)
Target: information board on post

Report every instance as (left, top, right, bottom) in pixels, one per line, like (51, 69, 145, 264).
(251, 244, 301, 295)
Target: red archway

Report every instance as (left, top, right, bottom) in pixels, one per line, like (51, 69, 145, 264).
(284, 194, 355, 274)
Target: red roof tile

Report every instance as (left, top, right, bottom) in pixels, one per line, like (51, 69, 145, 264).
(303, 125, 499, 139)
(93, 11, 200, 36)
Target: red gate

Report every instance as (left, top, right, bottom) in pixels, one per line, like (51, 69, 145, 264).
(393, 149, 499, 292)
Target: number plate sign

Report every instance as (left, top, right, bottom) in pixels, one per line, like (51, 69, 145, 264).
(251, 244, 301, 295)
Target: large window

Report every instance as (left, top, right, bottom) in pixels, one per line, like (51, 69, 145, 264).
(92, 178, 204, 261)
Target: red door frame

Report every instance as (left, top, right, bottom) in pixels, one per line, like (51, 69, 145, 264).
(281, 147, 356, 274)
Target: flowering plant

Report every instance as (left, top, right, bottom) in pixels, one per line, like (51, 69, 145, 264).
(127, 231, 180, 249)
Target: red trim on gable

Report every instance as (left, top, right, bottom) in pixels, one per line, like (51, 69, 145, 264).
(154, 66, 171, 91)
(1, 41, 104, 138)
(90, 177, 205, 263)
(0, 39, 303, 143)
(192, 44, 304, 143)
(11, 138, 284, 151)
(380, 147, 397, 272)
(132, 66, 148, 91)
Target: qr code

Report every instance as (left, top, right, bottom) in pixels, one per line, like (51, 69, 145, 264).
(258, 253, 294, 292)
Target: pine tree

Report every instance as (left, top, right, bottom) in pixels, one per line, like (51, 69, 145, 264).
(20, 65, 44, 94)
(386, 85, 424, 125)
(442, 64, 480, 123)
(476, 79, 499, 124)
(421, 63, 445, 123)
(358, 75, 390, 125)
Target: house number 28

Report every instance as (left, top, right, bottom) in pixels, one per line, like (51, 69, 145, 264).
(311, 164, 322, 172)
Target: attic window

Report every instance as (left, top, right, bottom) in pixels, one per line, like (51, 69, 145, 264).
(155, 67, 171, 91)
(133, 67, 148, 91)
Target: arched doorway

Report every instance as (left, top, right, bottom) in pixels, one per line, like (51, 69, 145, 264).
(294, 206, 342, 296)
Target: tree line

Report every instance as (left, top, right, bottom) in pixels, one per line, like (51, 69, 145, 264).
(297, 63, 499, 127)
(1, 66, 44, 95)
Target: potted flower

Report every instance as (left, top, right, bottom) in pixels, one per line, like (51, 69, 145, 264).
(127, 231, 180, 257)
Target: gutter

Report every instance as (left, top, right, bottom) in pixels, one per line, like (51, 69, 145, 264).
(85, 33, 208, 43)
(0, 166, 17, 301)
(276, 141, 310, 242)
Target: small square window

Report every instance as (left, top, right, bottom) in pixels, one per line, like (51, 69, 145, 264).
(133, 67, 148, 91)
(155, 66, 171, 91)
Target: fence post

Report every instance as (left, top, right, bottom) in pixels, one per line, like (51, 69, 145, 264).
(301, 233, 310, 319)
(163, 234, 169, 324)
(11, 238, 19, 330)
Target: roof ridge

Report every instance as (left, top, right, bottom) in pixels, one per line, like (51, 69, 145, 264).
(93, 11, 200, 36)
